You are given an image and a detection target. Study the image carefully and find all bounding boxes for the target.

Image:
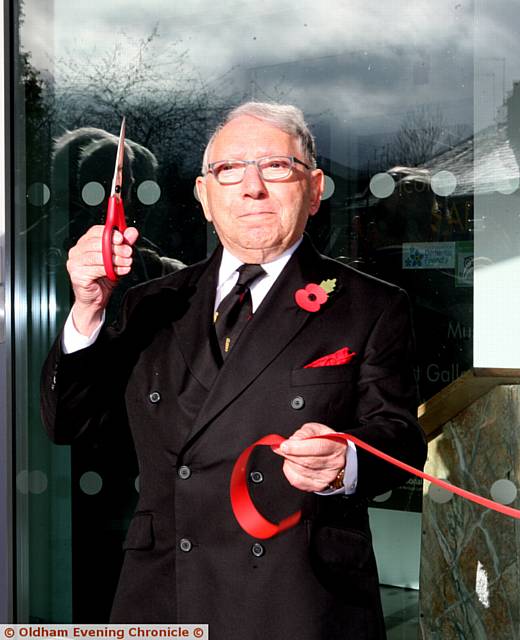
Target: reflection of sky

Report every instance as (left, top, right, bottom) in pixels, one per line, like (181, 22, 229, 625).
(19, 0, 520, 167)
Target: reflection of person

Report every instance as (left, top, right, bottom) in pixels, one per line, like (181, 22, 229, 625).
(53, 127, 154, 214)
(41, 102, 427, 639)
(52, 126, 184, 287)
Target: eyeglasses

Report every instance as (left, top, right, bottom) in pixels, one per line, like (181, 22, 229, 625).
(206, 155, 312, 185)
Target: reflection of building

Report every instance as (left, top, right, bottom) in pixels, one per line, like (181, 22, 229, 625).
(315, 154, 365, 257)
(423, 117, 520, 261)
(398, 83, 520, 639)
(406, 82, 520, 257)
(323, 153, 473, 403)
(341, 83, 520, 405)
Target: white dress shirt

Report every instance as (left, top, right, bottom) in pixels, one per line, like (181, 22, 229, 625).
(215, 241, 300, 312)
(62, 237, 357, 494)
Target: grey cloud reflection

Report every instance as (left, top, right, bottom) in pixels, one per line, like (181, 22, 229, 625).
(20, 0, 520, 170)
(24, 0, 476, 78)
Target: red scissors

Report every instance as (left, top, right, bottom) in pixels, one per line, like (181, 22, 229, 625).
(102, 117, 127, 281)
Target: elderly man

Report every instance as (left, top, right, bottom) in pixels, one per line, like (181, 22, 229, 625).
(41, 102, 427, 639)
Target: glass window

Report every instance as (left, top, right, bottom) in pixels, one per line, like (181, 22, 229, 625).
(12, 0, 518, 635)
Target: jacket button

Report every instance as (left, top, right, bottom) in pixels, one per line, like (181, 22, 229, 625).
(290, 396, 305, 410)
(178, 465, 191, 480)
(179, 538, 192, 552)
(149, 391, 161, 403)
(250, 470, 263, 484)
(251, 542, 265, 557)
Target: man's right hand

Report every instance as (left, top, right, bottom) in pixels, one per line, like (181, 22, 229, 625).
(67, 225, 139, 336)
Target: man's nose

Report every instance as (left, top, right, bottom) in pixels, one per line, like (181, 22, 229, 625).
(240, 163, 268, 198)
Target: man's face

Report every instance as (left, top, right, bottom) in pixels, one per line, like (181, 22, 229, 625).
(196, 115, 324, 262)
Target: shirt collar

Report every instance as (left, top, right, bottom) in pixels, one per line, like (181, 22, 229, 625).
(218, 237, 303, 287)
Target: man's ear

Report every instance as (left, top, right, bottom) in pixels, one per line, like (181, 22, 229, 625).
(195, 176, 213, 222)
(309, 169, 325, 217)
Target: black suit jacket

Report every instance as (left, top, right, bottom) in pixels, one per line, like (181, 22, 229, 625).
(41, 237, 427, 640)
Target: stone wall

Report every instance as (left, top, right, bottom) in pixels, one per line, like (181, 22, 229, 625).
(420, 385, 520, 639)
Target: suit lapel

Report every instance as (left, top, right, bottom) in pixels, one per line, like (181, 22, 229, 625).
(184, 237, 338, 444)
(172, 247, 222, 390)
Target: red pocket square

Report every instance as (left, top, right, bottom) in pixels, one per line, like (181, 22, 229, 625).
(304, 347, 356, 368)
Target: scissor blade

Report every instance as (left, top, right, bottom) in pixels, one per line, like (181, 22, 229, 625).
(110, 117, 126, 198)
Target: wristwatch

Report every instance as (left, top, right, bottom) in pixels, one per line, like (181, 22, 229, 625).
(328, 467, 345, 491)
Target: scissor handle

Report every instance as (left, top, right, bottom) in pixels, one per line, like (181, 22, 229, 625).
(102, 195, 127, 282)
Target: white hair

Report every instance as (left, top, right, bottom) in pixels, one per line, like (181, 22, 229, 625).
(201, 101, 317, 173)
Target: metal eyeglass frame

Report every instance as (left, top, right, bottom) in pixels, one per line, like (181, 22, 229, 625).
(205, 155, 312, 185)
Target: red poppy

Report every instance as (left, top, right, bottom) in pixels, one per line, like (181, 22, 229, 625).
(294, 283, 328, 312)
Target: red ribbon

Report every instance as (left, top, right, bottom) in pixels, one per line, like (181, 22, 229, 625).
(230, 432, 520, 540)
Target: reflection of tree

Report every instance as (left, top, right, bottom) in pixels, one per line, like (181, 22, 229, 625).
(53, 28, 224, 173)
(390, 105, 470, 167)
(20, 49, 56, 175)
(21, 51, 48, 128)
(19, 28, 237, 264)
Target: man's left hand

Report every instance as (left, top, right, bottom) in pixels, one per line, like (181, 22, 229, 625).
(272, 422, 347, 492)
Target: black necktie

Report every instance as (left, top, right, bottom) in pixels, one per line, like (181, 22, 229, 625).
(214, 263, 266, 358)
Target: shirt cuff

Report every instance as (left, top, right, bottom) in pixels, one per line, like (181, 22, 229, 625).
(315, 440, 358, 496)
(61, 309, 106, 354)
